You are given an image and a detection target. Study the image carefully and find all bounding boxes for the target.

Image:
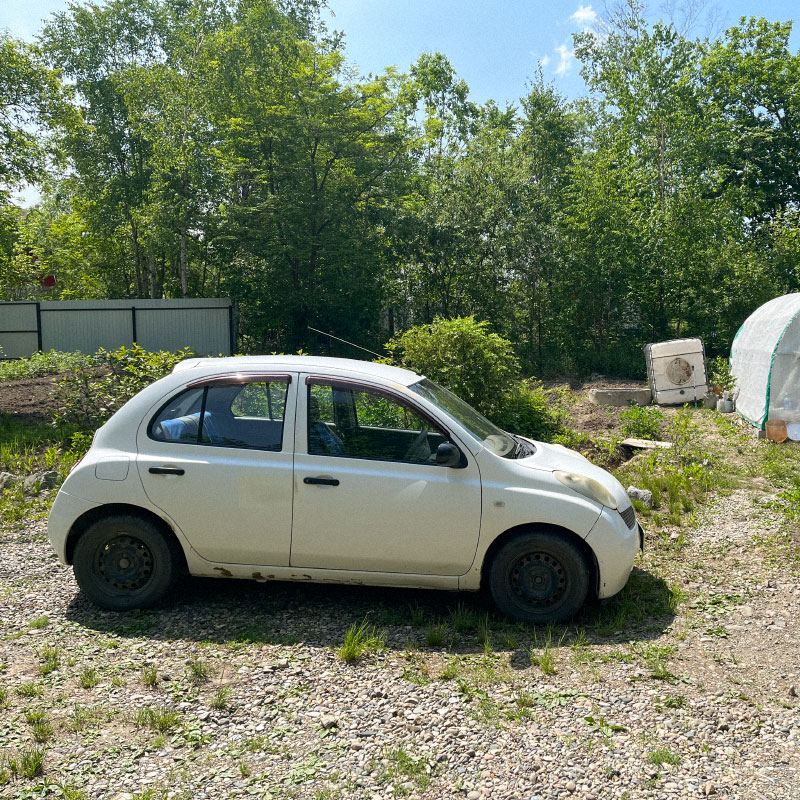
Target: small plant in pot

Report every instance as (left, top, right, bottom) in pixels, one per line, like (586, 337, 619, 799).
(708, 357, 736, 410)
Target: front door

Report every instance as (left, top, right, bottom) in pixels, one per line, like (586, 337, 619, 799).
(290, 377, 482, 575)
(137, 374, 297, 565)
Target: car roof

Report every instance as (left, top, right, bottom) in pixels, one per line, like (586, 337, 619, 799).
(172, 355, 423, 387)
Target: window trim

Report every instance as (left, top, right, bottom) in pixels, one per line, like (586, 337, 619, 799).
(147, 377, 291, 452)
(305, 377, 460, 466)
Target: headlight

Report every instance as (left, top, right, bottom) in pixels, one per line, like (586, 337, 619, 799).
(554, 470, 618, 510)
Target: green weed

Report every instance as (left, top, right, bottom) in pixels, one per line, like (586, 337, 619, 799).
(337, 619, 385, 663)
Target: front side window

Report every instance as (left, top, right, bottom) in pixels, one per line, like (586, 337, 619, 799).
(150, 379, 289, 451)
(307, 382, 447, 464)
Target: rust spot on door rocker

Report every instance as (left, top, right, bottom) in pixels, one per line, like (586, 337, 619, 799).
(214, 567, 233, 577)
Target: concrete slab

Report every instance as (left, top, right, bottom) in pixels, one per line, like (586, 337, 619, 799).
(587, 388, 652, 407)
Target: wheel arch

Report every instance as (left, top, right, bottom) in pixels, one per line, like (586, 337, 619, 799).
(65, 503, 188, 573)
(480, 523, 599, 598)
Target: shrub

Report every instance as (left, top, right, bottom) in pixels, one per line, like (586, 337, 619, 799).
(387, 317, 520, 416)
(51, 344, 193, 429)
(619, 405, 664, 440)
(493, 381, 566, 441)
(0, 350, 88, 382)
(708, 356, 736, 394)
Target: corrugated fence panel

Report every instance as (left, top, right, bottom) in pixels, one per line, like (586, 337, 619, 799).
(0, 303, 39, 358)
(1, 299, 232, 357)
(41, 309, 132, 353)
(136, 307, 231, 355)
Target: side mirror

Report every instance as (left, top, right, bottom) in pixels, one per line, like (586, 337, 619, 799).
(436, 442, 465, 468)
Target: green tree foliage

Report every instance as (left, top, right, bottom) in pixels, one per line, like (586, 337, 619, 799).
(1, 0, 798, 379)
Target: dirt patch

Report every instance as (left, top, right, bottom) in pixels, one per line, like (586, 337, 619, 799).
(0, 375, 60, 422)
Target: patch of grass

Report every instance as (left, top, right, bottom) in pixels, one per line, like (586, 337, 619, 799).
(28, 616, 50, 629)
(633, 643, 677, 681)
(135, 705, 181, 733)
(79, 667, 99, 688)
(7, 746, 46, 778)
(337, 618, 385, 663)
(187, 659, 212, 685)
(619, 405, 664, 440)
(438, 658, 461, 681)
(37, 646, 60, 676)
(450, 603, 479, 634)
(530, 629, 562, 675)
(409, 603, 425, 627)
(424, 624, 447, 648)
(210, 686, 232, 710)
(0, 350, 88, 382)
(378, 746, 433, 792)
(648, 747, 681, 766)
(141, 665, 159, 688)
(15, 682, 43, 698)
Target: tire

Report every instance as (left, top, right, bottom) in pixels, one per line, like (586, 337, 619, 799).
(488, 530, 590, 624)
(72, 515, 180, 611)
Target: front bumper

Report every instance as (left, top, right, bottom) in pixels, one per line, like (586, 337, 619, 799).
(584, 507, 641, 600)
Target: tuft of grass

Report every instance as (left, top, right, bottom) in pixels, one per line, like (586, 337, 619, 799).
(210, 686, 232, 710)
(135, 705, 181, 733)
(28, 616, 50, 629)
(37, 645, 60, 676)
(79, 667, 99, 689)
(337, 619, 385, 663)
(7, 746, 46, 778)
(648, 747, 681, 766)
(378, 746, 433, 792)
(530, 629, 562, 675)
(187, 659, 212, 685)
(409, 603, 426, 627)
(15, 682, 42, 698)
(0, 687, 8, 709)
(450, 603, 479, 634)
(424, 623, 447, 648)
(141, 665, 159, 688)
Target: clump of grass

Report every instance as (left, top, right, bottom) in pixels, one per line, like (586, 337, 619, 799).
(15, 682, 42, 698)
(187, 659, 212, 685)
(37, 645, 60, 676)
(7, 746, 46, 778)
(0, 687, 8, 709)
(424, 624, 447, 648)
(409, 603, 426, 627)
(210, 687, 232, 710)
(140, 665, 159, 688)
(378, 746, 433, 791)
(79, 667, 99, 689)
(0, 350, 88, 382)
(450, 603, 479, 634)
(135, 705, 181, 733)
(28, 616, 49, 629)
(337, 619, 385, 663)
(619, 405, 664, 440)
(648, 747, 681, 766)
(530, 630, 561, 675)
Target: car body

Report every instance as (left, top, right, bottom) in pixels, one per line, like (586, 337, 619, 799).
(48, 356, 642, 622)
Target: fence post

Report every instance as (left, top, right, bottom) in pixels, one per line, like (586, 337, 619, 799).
(131, 306, 137, 344)
(35, 302, 43, 353)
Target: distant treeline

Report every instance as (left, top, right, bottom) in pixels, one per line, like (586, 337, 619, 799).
(1, 0, 799, 377)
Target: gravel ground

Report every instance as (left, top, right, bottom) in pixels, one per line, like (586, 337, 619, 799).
(1, 489, 799, 799)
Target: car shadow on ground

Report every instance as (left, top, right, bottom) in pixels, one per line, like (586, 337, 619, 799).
(64, 566, 675, 657)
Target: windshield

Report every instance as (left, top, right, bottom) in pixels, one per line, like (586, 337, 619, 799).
(409, 378, 518, 458)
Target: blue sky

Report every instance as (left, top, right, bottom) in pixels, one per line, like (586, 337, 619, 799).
(2, 1, 798, 104)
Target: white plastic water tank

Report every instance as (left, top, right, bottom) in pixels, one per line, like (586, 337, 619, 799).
(644, 338, 708, 405)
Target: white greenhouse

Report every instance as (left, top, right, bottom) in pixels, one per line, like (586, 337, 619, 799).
(731, 293, 800, 428)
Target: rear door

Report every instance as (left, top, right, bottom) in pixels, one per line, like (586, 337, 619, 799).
(137, 374, 297, 565)
(290, 376, 482, 575)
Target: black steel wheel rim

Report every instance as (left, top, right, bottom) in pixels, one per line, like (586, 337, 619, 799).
(96, 535, 153, 592)
(509, 551, 567, 609)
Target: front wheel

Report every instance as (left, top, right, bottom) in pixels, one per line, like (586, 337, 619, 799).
(488, 531, 589, 623)
(73, 515, 179, 611)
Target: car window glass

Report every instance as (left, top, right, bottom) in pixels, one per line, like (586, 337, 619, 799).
(231, 382, 286, 420)
(150, 380, 288, 451)
(307, 383, 446, 464)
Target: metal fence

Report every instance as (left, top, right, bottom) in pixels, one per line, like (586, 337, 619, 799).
(0, 299, 233, 358)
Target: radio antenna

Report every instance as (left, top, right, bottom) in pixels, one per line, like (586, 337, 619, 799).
(307, 326, 385, 360)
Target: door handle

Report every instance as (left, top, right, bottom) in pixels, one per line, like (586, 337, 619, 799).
(149, 467, 185, 476)
(303, 476, 339, 486)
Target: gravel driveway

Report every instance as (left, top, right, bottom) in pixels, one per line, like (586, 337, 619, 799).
(1, 490, 799, 800)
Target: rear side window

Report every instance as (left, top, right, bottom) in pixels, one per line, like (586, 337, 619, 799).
(150, 379, 289, 451)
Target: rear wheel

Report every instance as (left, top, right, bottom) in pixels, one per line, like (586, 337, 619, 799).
(488, 531, 589, 623)
(73, 515, 179, 611)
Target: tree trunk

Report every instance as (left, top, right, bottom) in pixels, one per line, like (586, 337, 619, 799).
(180, 231, 188, 297)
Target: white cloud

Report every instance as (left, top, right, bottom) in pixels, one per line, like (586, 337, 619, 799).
(570, 4, 597, 29)
(555, 43, 574, 75)
(539, 54, 551, 68)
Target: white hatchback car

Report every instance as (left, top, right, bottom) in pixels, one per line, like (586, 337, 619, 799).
(48, 356, 642, 622)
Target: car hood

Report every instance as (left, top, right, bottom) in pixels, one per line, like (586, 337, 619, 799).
(518, 439, 632, 511)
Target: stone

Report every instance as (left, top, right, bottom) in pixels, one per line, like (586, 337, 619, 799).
(566, 780, 577, 792)
(0, 471, 17, 490)
(587, 388, 652, 407)
(627, 486, 653, 508)
(320, 714, 339, 729)
(704, 782, 716, 796)
(22, 470, 61, 495)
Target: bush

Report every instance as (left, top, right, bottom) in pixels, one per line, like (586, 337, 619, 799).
(387, 316, 520, 417)
(493, 381, 566, 441)
(0, 350, 89, 382)
(51, 344, 193, 429)
(708, 356, 736, 394)
(619, 405, 664, 440)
